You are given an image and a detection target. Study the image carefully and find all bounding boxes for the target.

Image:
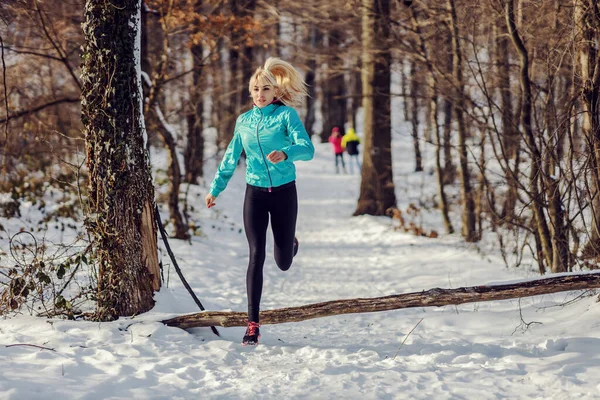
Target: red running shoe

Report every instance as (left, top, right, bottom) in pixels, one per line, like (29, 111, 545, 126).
(242, 321, 261, 346)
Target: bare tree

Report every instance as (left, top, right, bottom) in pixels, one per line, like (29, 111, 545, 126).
(184, 0, 206, 183)
(493, 19, 519, 221)
(354, 0, 396, 216)
(408, 61, 423, 172)
(142, 2, 189, 240)
(448, 0, 477, 242)
(321, 29, 347, 140)
(575, 0, 600, 259)
(505, 0, 555, 272)
(407, 3, 453, 234)
(304, 23, 318, 137)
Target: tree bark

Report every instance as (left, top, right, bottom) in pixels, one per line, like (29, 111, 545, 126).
(430, 75, 454, 235)
(544, 74, 570, 273)
(441, 36, 455, 185)
(238, 0, 255, 111)
(506, 0, 553, 271)
(214, 39, 232, 152)
(495, 20, 519, 221)
(409, 61, 422, 172)
(82, 0, 160, 320)
(575, 0, 600, 259)
(150, 107, 189, 240)
(441, 97, 455, 184)
(184, 2, 205, 184)
(141, 8, 189, 241)
(408, 5, 453, 234)
(448, 0, 477, 242)
(304, 24, 318, 137)
(163, 272, 600, 328)
(350, 65, 362, 131)
(226, 44, 240, 141)
(354, 0, 396, 216)
(321, 30, 347, 141)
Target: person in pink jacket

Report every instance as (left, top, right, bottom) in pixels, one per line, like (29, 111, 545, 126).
(328, 127, 346, 174)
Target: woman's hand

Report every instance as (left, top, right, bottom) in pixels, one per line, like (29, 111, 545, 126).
(267, 150, 287, 164)
(205, 193, 217, 208)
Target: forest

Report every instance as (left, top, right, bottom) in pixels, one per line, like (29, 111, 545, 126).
(1, 0, 600, 319)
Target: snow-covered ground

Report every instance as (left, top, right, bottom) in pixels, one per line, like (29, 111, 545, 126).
(1, 134, 600, 399)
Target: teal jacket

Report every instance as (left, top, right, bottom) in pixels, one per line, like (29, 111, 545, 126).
(209, 102, 314, 197)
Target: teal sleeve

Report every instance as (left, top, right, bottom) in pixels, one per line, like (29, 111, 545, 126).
(281, 108, 315, 162)
(209, 127, 244, 197)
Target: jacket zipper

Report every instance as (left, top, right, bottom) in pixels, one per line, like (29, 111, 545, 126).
(255, 109, 274, 192)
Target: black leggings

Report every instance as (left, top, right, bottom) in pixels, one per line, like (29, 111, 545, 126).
(335, 153, 345, 168)
(243, 182, 298, 323)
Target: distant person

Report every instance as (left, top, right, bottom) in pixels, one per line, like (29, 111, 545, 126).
(342, 127, 361, 174)
(205, 57, 314, 346)
(328, 127, 346, 174)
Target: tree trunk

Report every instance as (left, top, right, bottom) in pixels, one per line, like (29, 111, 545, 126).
(409, 61, 422, 172)
(495, 21, 519, 221)
(506, 0, 553, 271)
(409, 6, 453, 234)
(442, 35, 456, 185)
(441, 97, 455, 184)
(140, 1, 156, 151)
(575, 0, 600, 259)
(140, 2, 151, 99)
(184, 4, 205, 184)
(140, 7, 188, 241)
(238, 0, 255, 111)
(304, 24, 318, 137)
(429, 75, 454, 235)
(151, 108, 189, 240)
(214, 39, 232, 152)
(476, 127, 486, 240)
(544, 75, 569, 273)
(496, 22, 517, 158)
(448, 0, 477, 242)
(354, 0, 396, 216)
(163, 272, 600, 328)
(321, 30, 347, 141)
(184, 77, 205, 183)
(227, 44, 240, 139)
(82, 0, 160, 320)
(350, 64, 362, 130)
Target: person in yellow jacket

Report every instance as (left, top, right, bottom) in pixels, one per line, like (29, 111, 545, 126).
(341, 127, 362, 174)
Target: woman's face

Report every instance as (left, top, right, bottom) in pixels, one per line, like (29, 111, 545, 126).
(251, 78, 276, 108)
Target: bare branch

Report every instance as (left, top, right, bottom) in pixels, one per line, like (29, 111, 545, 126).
(34, 0, 82, 91)
(2, 45, 63, 61)
(0, 96, 80, 124)
(6, 343, 56, 351)
(0, 34, 7, 143)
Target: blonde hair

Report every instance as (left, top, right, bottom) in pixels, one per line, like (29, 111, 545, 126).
(249, 57, 308, 107)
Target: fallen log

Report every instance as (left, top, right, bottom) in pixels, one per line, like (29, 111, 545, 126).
(162, 272, 600, 329)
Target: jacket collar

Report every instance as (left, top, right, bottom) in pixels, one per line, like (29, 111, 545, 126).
(252, 101, 283, 117)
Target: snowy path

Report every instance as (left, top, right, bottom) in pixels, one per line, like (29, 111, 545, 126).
(1, 141, 600, 399)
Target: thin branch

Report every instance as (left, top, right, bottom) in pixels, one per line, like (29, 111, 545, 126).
(34, 0, 82, 91)
(511, 298, 542, 335)
(393, 318, 423, 360)
(0, 34, 8, 143)
(1, 45, 63, 61)
(6, 343, 56, 351)
(0, 97, 80, 124)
